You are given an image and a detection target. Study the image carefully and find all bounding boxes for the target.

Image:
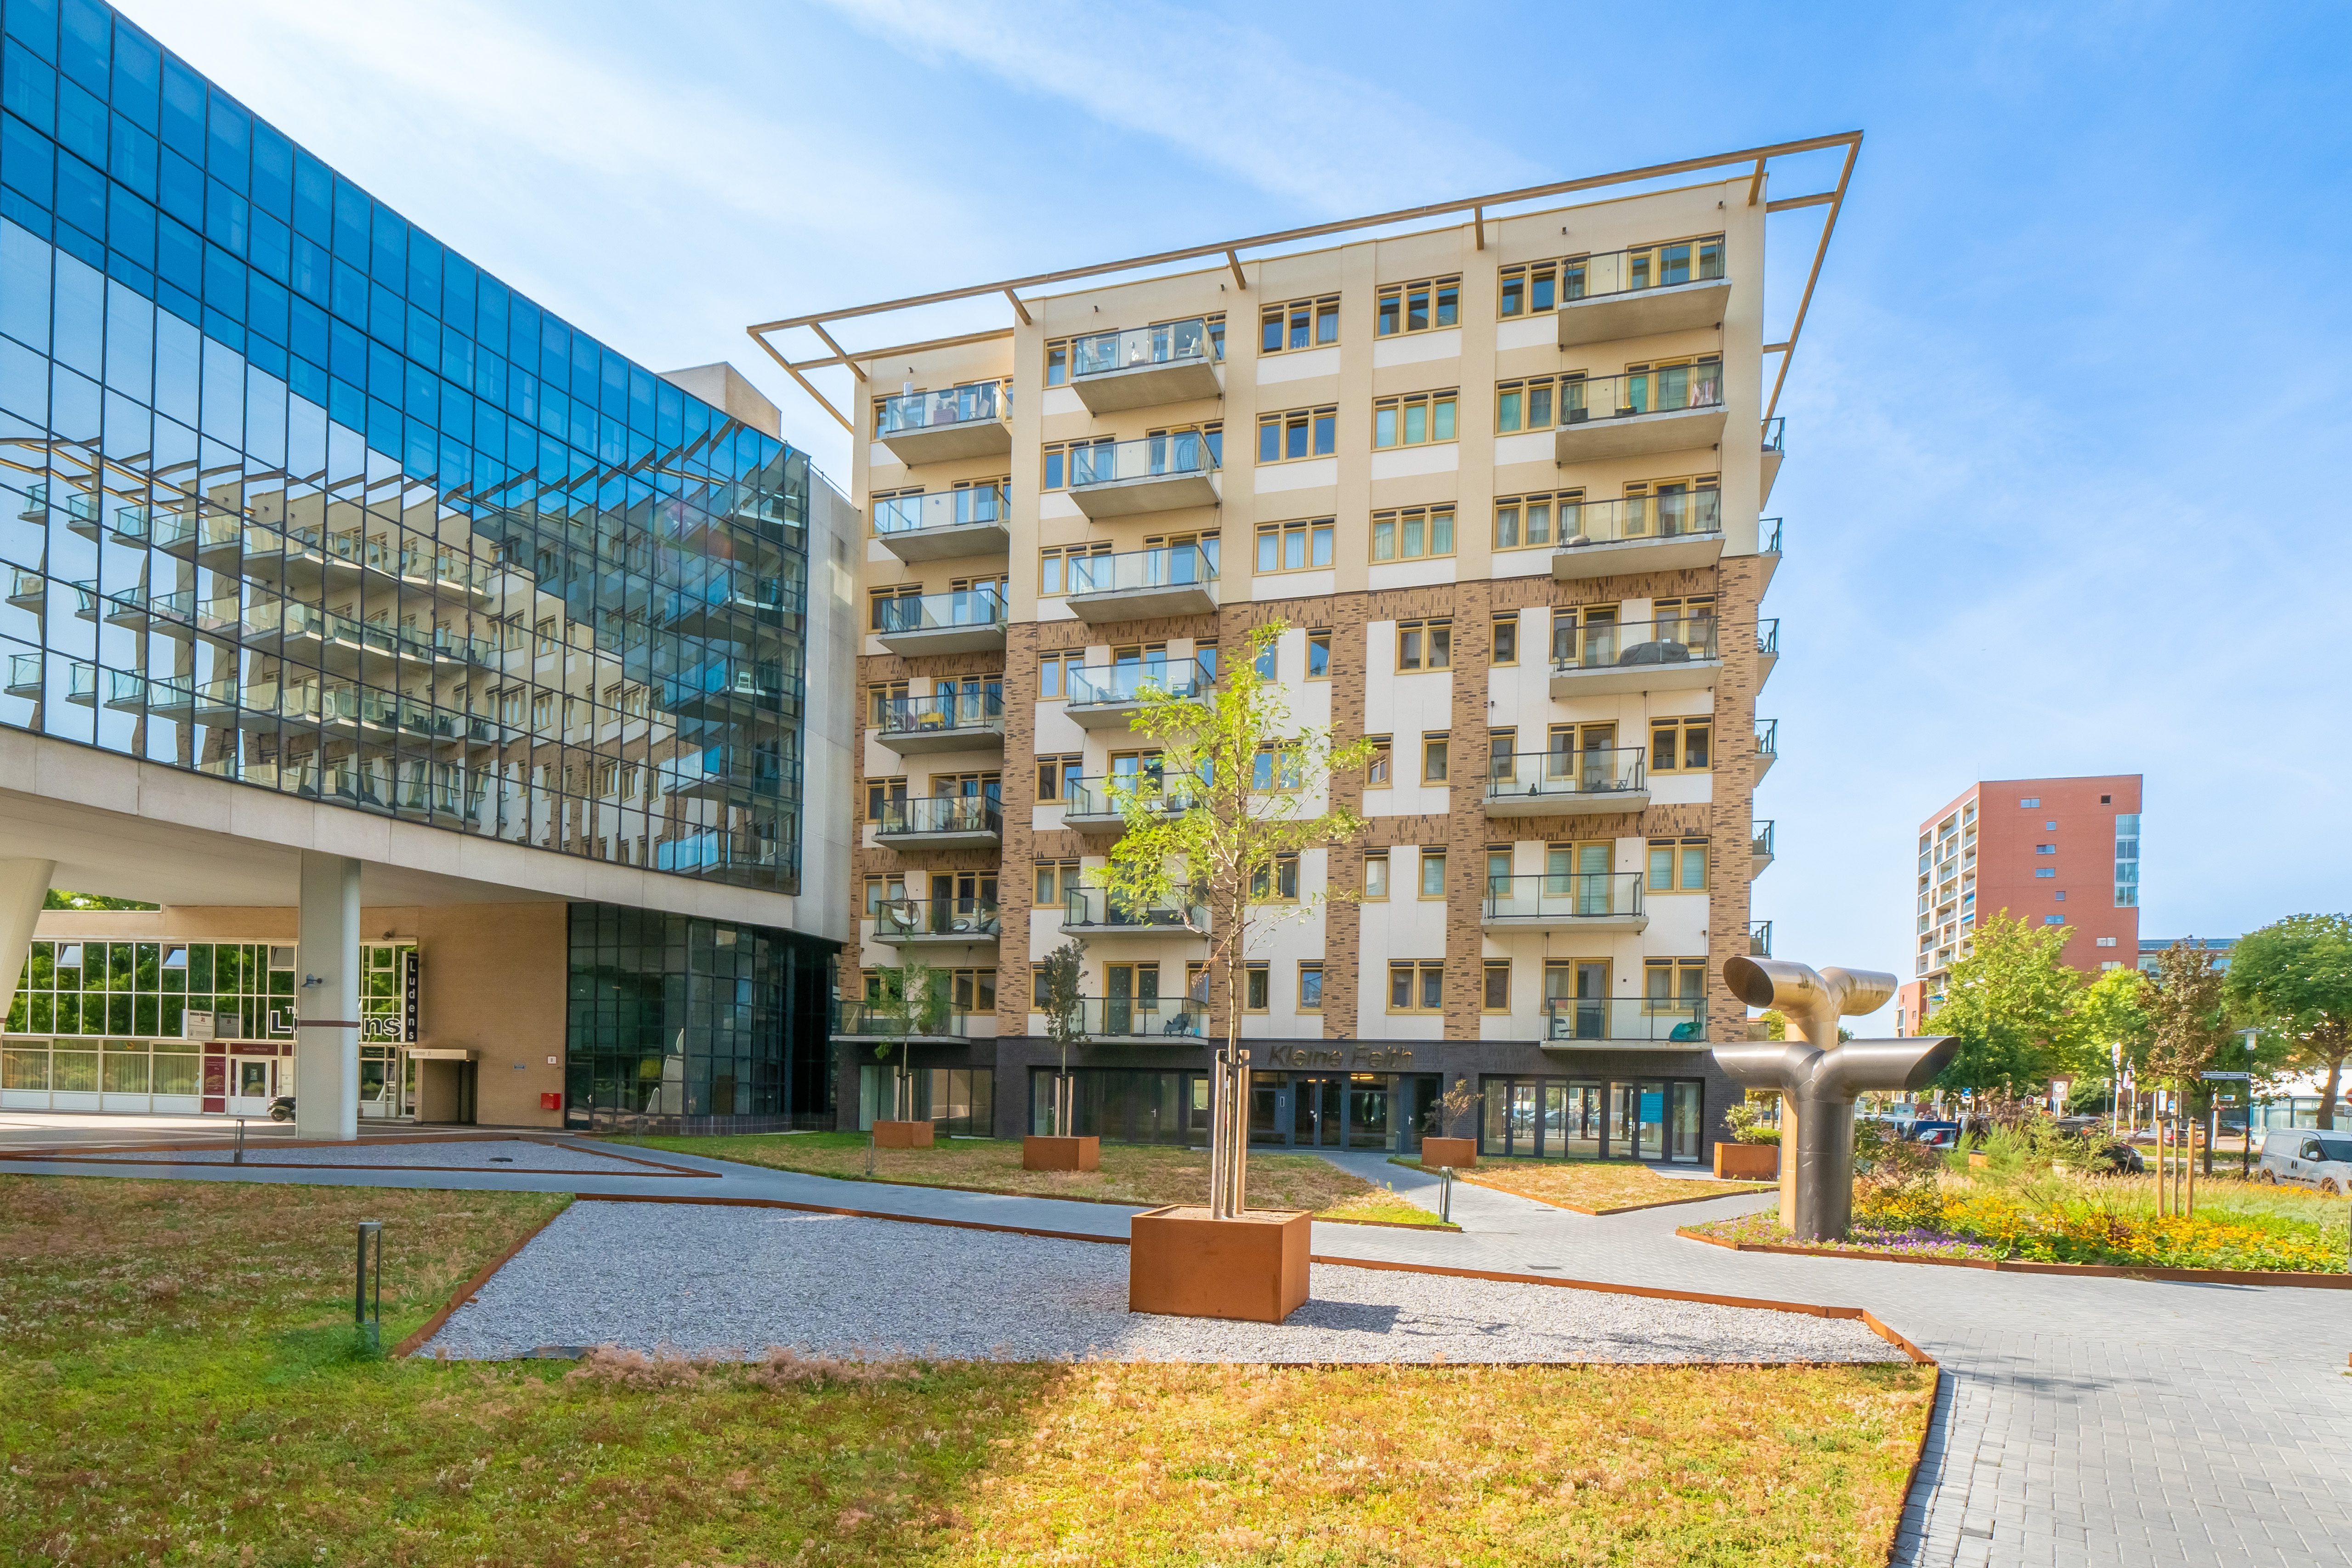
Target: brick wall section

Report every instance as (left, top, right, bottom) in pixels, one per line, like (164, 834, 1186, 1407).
(1444, 578, 1494, 1042)
(993, 624, 1040, 1030)
(1321, 596, 1370, 1038)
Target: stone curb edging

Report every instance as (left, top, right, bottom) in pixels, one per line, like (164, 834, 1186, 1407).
(0, 1135, 716, 1179)
(0, 1129, 586, 1159)
(393, 1197, 576, 1358)
(1676, 1226, 2352, 1289)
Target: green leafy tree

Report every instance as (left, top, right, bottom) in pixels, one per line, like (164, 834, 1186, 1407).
(2076, 962, 2151, 1101)
(1926, 913, 2086, 1093)
(1036, 937, 1088, 1136)
(1096, 621, 1372, 1216)
(869, 952, 946, 1122)
(2144, 938, 2234, 1211)
(2227, 914, 2352, 1130)
(43, 890, 157, 911)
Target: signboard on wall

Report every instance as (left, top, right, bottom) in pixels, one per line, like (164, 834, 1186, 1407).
(183, 1010, 215, 1042)
(404, 948, 420, 1043)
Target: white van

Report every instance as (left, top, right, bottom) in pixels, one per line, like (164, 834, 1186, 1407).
(2257, 1129, 2352, 1194)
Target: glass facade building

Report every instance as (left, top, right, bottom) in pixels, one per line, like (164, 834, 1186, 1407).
(0, 0, 813, 889)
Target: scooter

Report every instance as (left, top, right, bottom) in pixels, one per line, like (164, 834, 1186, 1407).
(267, 1095, 295, 1123)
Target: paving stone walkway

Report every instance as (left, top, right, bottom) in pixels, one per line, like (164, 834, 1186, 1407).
(7, 1132, 2347, 1566)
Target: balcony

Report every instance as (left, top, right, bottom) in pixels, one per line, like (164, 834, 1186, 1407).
(5, 567, 43, 611)
(1756, 515, 1783, 592)
(873, 794, 1003, 849)
(1550, 488, 1724, 579)
(6, 653, 42, 697)
(1760, 417, 1785, 506)
(1554, 240, 1732, 349)
(1064, 657, 1212, 730)
(1552, 366, 1726, 465)
(874, 688, 1005, 755)
(873, 896, 1001, 949)
(1749, 920, 1772, 957)
(1543, 998, 1707, 1048)
(833, 1001, 970, 1044)
(874, 379, 1011, 464)
(1483, 747, 1648, 818)
(1754, 719, 1777, 781)
(1481, 872, 1647, 933)
(62, 660, 96, 706)
(1751, 821, 1775, 878)
(1060, 886, 1207, 940)
(871, 486, 1012, 562)
(1040, 996, 1212, 1042)
(874, 587, 1007, 656)
(1757, 619, 1780, 689)
(1548, 615, 1720, 697)
(1062, 772, 1202, 829)
(1065, 543, 1219, 622)
(102, 670, 194, 717)
(1069, 317, 1222, 413)
(1068, 431, 1219, 519)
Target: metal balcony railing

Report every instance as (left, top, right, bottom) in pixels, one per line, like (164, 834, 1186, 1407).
(1043, 996, 1212, 1039)
(1556, 365, 1723, 423)
(1756, 719, 1778, 759)
(1750, 920, 1772, 957)
(1550, 615, 1719, 671)
(1759, 516, 1783, 554)
(1562, 238, 1727, 300)
(1484, 747, 1646, 805)
(874, 379, 1009, 438)
(1070, 318, 1219, 379)
(1544, 997, 1706, 1043)
(835, 1000, 970, 1039)
(873, 897, 1001, 940)
(1753, 821, 1776, 859)
(1066, 543, 1219, 597)
(875, 796, 1003, 838)
(1757, 619, 1780, 656)
(874, 587, 1007, 637)
(1063, 772, 1202, 821)
(871, 485, 1010, 538)
(1061, 885, 1206, 934)
(1065, 657, 1213, 709)
(1482, 872, 1645, 923)
(1554, 489, 1721, 545)
(1762, 416, 1785, 454)
(878, 688, 1004, 737)
(1069, 430, 1219, 487)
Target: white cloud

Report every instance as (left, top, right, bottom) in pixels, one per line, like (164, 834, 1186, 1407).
(809, 0, 1540, 213)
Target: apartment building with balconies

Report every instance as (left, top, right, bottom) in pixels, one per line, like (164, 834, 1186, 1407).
(1894, 775, 2143, 1034)
(757, 137, 1853, 1162)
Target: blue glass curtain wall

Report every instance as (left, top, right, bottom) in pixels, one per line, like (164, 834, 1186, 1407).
(0, 0, 810, 890)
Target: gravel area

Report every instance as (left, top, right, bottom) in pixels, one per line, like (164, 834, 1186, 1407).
(423, 1200, 1904, 1365)
(68, 1138, 689, 1174)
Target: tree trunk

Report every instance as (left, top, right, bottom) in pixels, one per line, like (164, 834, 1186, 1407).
(2323, 1054, 2344, 1132)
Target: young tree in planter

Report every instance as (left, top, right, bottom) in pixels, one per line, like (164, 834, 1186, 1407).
(2144, 939, 2232, 1216)
(871, 951, 946, 1124)
(1095, 622, 1371, 1219)
(1036, 936, 1088, 1136)
(2227, 914, 2352, 1132)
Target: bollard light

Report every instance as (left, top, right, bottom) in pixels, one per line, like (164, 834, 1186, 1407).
(355, 1220, 383, 1352)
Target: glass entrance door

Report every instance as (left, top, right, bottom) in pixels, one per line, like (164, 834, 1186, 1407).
(1249, 1070, 1285, 1144)
(1345, 1074, 1389, 1148)
(1293, 1076, 1342, 1146)
(1105, 963, 1157, 1036)
(1610, 1080, 1666, 1160)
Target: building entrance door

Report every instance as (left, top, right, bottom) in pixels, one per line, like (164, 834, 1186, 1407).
(226, 1055, 278, 1116)
(1610, 1080, 1667, 1160)
(1293, 1076, 1342, 1146)
(1345, 1074, 1389, 1148)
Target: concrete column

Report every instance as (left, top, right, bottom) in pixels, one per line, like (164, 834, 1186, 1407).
(295, 851, 361, 1141)
(0, 858, 55, 1028)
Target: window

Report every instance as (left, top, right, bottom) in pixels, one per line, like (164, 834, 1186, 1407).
(2096, 937, 2117, 948)
(867, 680, 909, 726)
(868, 584, 920, 630)
(1187, 962, 1212, 1002)
(1419, 848, 1447, 898)
(2045, 916, 2066, 926)
(1363, 853, 1389, 898)
(1388, 960, 1446, 1012)
(1494, 374, 1580, 434)
(1482, 961, 1510, 1013)
(864, 776, 908, 822)
(862, 875, 907, 917)
(1035, 753, 1082, 803)
(1041, 436, 1111, 491)
(1372, 507, 1455, 562)
(950, 968, 997, 1015)
(2054, 891, 2067, 902)
(1244, 963, 1271, 1011)
(1643, 959, 1707, 1012)
(1396, 619, 1453, 670)
(1045, 338, 1070, 386)
(1039, 542, 1111, 595)
(2035, 844, 2056, 855)
(1646, 838, 1707, 892)
(2114, 813, 2139, 909)
(1035, 860, 1081, 905)
(1621, 357, 1721, 413)
(2019, 797, 2040, 808)
(1372, 390, 1458, 448)
(1366, 737, 1392, 787)
(2034, 868, 2057, 879)
(2045, 821, 2058, 831)
(1375, 276, 1460, 336)
(1256, 519, 1336, 572)
(1257, 406, 1338, 464)
(1497, 260, 1564, 317)
(1649, 717, 1711, 772)
(1260, 295, 1340, 353)
(1037, 652, 1083, 700)
(1306, 630, 1332, 678)
(1254, 640, 1279, 679)
(1251, 852, 1301, 903)
(1491, 612, 1518, 666)
(1492, 490, 1574, 552)
(1421, 733, 1450, 784)
(533, 617, 557, 654)
(1298, 962, 1324, 1012)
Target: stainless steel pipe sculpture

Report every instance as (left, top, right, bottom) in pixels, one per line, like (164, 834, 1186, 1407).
(1713, 957, 1959, 1241)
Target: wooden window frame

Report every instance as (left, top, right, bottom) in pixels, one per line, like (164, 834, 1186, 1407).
(1418, 847, 1447, 899)
(1244, 962, 1272, 1013)
(1395, 618, 1454, 671)
(1298, 961, 1324, 1013)
(1255, 518, 1337, 574)
(1643, 957, 1708, 1012)
(1371, 390, 1459, 450)
(1387, 959, 1447, 1013)
(1039, 541, 1111, 596)
(1371, 507, 1457, 563)
(1491, 612, 1519, 667)
(1374, 276, 1461, 337)
(1366, 736, 1393, 788)
(864, 776, 908, 823)
(1305, 629, 1332, 679)
(1420, 732, 1450, 785)
(1646, 836, 1710, 893)
(1260, 294, 1342, 355)
(1495, 375, 1570, 435)
(1034, 754, 1082, 803)
(1034, 859, 1081, 905)
(1493, 490, 1579, 553)
(1363, 852, 1390, 899)
(1250, 851, 1302, 904)
(1482, 960, 1511, 1013)
(867, 583, 920, 631)
(1256, 405, 1339, 465)
(867, 680, 909, 726)
(1649, 717, 1712, 774)
(1496, 260, 1562, 317)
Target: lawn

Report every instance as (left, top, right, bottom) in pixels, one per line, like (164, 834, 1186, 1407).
(0, 1175, 1936, 1568)
(608, 1131, 1447, 1226)
(1396, 1155, 1773, 1214)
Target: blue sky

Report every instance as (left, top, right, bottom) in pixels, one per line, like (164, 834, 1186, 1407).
(127, 0, 2352, 1023)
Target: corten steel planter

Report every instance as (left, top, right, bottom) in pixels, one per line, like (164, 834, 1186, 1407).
(871, 1120, 935, 1149)
(1420, 1137, 1478, 1170)
(1128, 1206, 1310, 1324)
(1023, 1135, 1099, 1172)
(1713, 1142, 1780, 1179)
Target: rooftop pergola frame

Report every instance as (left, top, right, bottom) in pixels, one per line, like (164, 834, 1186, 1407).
(748, 132, 1862, 436)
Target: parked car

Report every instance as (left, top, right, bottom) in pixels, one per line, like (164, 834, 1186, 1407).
(267, 1095, 295, 1123)
(1910, 1121, 1961, 1149)
(2257, 1129, 2352, 1194)
(2088, 1140, 2145, 1175)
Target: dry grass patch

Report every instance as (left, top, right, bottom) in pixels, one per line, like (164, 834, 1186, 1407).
(614, 1132, 1450, 1226)
(1399, 1156, 1772, 1213)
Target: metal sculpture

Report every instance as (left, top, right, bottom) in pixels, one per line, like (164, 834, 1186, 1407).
(1713, 957, 1959, 1241)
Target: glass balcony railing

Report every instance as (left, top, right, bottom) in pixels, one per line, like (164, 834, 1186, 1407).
(1756, 719, 1778, 760)
(874, 379, 1009, 438)
(1757, 619, 1780, 657)
(1762, 416, 1785, 454)
(1484, 747, 1646, 803)
(1071, 318, 1218, 379)
(871, 485, 1010, 538)
(104, 670, 194, 710)
(1563, 238, 1726, 300)
(1062, 885, 1206, 934)
(1483, 872, 1645, 923)
(875, 796, 1003, 838)
(874, 587, 1007, 637)
(65, 660, 96, 702)
(1063, 772, 1202, 821)
(1043, 996, 1211, 1039)
(1065, 657, 1213, 709)
(1758, 516, 1783, 554)
(878, 688, 1003, 737)
(1550, 615, 1719, 671)
(1753, 821, 1776, 860)
(5, 566, 44, 606)
(1556, 489, 1721, 545)
(1069, 430, 1219, 487)
(1544, 997, 1707, 1043)
(835, 1000, 969, 1039)
(1750, 920, 1772, 957)
(873, 896, 1001, 940)
(5, 653, 40, 693)
(1556, 365, 1723, 423)
(1066, 544, 1219, 597)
